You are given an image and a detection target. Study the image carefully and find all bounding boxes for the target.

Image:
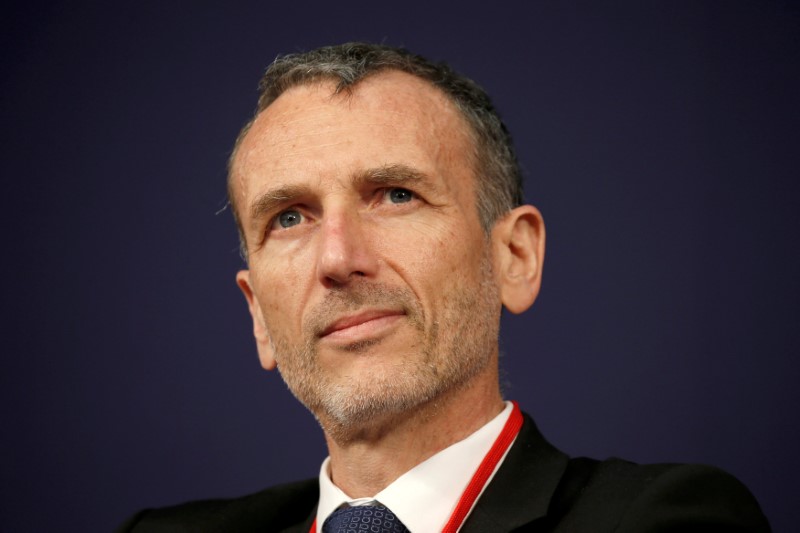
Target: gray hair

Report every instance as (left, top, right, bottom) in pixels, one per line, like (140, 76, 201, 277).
(228, 42, 524, 258)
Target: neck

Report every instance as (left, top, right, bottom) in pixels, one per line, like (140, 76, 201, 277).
(322, 366, 504, 498)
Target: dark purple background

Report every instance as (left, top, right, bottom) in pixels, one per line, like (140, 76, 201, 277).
(3, 2, 798, 531)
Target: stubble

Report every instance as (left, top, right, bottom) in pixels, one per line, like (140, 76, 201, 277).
(268, 245, 501, 443)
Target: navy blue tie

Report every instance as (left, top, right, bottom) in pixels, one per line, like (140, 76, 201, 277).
(322, 503, 410, 533)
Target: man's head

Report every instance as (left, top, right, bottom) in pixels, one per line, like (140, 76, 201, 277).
(229, 43, 544, 440)
(228, 42, 525, 259)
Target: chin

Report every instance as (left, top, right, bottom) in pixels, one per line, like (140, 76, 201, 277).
(310, 365, 441, 440)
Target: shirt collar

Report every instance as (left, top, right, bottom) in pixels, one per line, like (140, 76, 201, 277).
(316, 401, 514, 532)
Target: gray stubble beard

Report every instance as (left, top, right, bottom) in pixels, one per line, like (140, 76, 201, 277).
(269, 248, 500, 443)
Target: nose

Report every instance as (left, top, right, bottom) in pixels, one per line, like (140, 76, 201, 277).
(316, 209, 378, 287)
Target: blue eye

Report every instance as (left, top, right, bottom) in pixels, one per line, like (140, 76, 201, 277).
(277, 210, 303, 228)
(388, 188, 413, 204)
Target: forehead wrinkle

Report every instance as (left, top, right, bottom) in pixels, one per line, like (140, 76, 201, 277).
(267, 115, 418, 148)
(279, 108, 341, 123)
(275, 140, 349, 158)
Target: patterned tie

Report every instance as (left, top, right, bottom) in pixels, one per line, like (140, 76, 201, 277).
(322, 503, 410, 533)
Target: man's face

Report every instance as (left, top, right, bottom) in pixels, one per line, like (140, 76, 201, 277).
(232, 71, 504, 437)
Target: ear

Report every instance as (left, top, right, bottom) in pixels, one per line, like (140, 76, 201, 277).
(235, 270, 277, 370)
(491, 205, 546, 314)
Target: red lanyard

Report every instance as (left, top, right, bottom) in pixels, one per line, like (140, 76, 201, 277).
(310, 401, 523, 533)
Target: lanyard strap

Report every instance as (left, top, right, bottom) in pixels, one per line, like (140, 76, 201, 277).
(311, 401, 523, 533)
(441, 400, 522, 532)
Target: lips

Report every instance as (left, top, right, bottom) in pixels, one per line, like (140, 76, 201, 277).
(319, 309, 405, 339)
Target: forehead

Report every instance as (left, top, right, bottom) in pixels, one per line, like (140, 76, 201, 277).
(231, 70, 477, 209)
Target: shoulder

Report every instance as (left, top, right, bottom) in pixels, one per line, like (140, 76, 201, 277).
(549, 457, 771, 532)
(116, 478, 318, 533)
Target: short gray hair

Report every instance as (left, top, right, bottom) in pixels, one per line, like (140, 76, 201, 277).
(228, 42, 524, 258)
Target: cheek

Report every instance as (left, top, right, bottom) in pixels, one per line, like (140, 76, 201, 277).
(376, 219, 452, 273)
(378, 219, 483, 295)
(252, 253, 310, 332)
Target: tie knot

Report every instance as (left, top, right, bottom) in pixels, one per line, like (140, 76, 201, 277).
(322, 503, 410, 533)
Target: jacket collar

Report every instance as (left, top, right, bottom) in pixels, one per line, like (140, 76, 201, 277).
(461, 411, 569, 532)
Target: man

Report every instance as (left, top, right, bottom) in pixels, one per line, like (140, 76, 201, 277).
(119, 43, 770, 532)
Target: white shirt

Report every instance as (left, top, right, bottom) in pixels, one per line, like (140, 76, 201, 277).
(315, 401, 515, 532)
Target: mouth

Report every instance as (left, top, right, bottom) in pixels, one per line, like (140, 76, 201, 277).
(319, 309, 406, 342)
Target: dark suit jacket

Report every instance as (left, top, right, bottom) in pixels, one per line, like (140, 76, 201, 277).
(117, 412, 770, 532)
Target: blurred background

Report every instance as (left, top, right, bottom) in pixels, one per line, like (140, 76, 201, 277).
(3, 1, 798, 530)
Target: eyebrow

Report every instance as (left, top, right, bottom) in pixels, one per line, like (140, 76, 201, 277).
(247, 163, 435, 229)
(248, 183, 312, 228)
(352, 164, 430, 190)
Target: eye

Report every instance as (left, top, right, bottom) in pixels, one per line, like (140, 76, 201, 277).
(386, 188, 414, 204)
(275, 209, 303, 229)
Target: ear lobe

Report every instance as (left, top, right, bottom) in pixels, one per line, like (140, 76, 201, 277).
(235, 270, 277, 370)
(493, 205, 546, 315)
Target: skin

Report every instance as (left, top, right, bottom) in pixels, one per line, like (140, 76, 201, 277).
(232, 70, 546, 497)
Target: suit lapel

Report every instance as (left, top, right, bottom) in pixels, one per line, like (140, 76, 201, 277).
(461, 412, 569, 532)
(280, 505, 317, 533)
